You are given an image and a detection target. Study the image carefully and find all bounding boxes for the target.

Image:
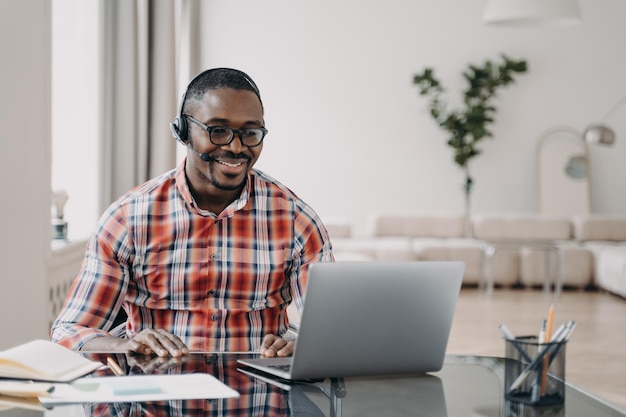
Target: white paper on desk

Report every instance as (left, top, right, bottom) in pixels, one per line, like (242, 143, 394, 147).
(39, 373, 239, 405)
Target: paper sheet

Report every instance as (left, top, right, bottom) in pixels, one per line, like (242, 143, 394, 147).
(39, 373, 239, 405)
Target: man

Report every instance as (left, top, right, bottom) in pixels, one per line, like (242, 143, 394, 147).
(51, 68, 333, 358)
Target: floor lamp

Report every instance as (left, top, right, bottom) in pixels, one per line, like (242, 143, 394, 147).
(537, 92, 623, 214)
(536, 126, 592, 215)
(583, 93, 626, 146)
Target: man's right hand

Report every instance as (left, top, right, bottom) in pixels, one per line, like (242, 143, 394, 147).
(80, 328, 189, 357)
(125, 329, 189, 357)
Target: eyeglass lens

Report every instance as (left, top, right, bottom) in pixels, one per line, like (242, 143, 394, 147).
(210, 127, 263, 146)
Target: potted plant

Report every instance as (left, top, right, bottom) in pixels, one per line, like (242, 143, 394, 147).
(413, 54, 528, 237)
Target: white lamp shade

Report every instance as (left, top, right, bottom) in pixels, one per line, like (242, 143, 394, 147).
(484, 0, 582, 25)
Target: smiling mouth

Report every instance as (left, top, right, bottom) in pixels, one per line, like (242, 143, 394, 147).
(217, 160, 245, 168)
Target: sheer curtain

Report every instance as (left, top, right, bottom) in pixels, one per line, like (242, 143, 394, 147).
(101, 0, 201, 209)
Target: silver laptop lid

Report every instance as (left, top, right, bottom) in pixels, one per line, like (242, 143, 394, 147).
(289, 261, 464, 379)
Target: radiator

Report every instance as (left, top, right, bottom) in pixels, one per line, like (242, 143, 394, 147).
(48, 240, 87, 329)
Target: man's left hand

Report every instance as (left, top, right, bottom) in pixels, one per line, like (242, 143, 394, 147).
(260, 334, 295, 357)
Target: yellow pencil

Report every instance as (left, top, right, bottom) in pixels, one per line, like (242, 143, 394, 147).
(107, 356, 125, 377)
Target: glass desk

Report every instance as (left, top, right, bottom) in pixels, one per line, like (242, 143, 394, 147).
(1, 353, 623, 417)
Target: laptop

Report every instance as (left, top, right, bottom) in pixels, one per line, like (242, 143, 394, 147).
(238, 261, 464, 380)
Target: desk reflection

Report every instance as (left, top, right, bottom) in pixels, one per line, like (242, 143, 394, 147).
(1, 354, 620, 417)
(79, 353, 447, 417)
(82, 353, 320, 417)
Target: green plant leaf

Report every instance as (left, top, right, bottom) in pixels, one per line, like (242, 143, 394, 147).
(412, 54, 528, 173)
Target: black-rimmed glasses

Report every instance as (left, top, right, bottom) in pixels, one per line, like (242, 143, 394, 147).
(185, 115, 267, 147)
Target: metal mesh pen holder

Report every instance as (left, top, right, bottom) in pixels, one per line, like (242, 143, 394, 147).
(504, 336, 566, 406)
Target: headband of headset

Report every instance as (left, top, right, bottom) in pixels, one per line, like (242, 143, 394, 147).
(170, 68, 261, 143)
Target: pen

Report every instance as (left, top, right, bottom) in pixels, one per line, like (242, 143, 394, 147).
(107, 356, 125, 377)
(499, 324, 532, 362)
(562, 320, 576, 342)
(531, 319, 547, 402)
(498, 324, 515, 340)
(538, 320, 547, 345)
(540, 305, 555, 396)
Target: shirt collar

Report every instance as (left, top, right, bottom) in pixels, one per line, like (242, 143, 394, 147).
(175, 158, 252, 218)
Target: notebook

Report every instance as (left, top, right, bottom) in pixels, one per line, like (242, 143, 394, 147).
(238, 261, 464, 380)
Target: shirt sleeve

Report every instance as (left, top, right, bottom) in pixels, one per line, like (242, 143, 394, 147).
(287, 202, 335, 315)
(50, 204, 131, 350)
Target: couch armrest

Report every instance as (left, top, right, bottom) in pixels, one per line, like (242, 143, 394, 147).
(571, 215, 626, 242)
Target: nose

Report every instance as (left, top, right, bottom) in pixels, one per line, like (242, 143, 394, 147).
(221, 132, 246, 153)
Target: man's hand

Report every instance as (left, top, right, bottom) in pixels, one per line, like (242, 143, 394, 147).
(125, 352, 187, 374)
(125, 329, 189, 357)
(80, 329, 189, 358)
(260, 334, 295, 357)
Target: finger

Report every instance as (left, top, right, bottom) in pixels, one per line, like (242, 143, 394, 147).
(260, 335, 279, 357)
(276, 340, 295, 357)
(156, 356, 185, 372)
(261, 334, 278, 349)
(260, 336, 289, 358)
(126, 338, 154, 356)
(154, 329, 189, 357)
(132, 332, 169, 357)
(139, 355, 170, 374)
(134, 329, 188, 357)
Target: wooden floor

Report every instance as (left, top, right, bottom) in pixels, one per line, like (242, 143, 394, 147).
(446, 287, 626, 411)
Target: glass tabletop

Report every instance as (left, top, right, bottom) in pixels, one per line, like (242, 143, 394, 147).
(0, 353, 623, 417)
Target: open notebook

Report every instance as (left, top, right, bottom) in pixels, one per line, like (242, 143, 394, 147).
(238, 261, 464, 380)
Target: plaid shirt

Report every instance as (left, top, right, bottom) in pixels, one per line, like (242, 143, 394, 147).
(51, 159, 333, 352)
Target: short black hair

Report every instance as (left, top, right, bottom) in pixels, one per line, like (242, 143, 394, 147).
(182, 68, 263, 114)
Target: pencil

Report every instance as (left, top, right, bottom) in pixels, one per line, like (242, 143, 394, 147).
(107, 356, 125, 376)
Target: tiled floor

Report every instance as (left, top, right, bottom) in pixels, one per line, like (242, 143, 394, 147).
(446, 287, 626, 411)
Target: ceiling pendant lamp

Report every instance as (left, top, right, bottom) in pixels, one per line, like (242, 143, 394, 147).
(483, 0, 582, 26)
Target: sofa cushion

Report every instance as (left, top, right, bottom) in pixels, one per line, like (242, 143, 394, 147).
(584, 243, 626, 297)
(410, 238, 518, 286)
(322, 218, 353, 239)
(571, 215, 626, 242)
(372, 214, 465, 238)
(331, 237, 415, 261)
(472, 214, 571, 241)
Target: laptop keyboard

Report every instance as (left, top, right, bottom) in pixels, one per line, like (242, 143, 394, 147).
(267, 364, 292, 372)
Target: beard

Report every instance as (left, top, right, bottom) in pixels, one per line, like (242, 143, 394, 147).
(204, 152, 251, 191)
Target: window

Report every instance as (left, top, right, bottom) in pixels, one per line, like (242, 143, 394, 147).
(51, 0, 101, 241)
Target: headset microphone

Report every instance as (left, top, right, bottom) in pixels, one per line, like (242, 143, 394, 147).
(189, 146, 212, 162)
(169, 121, 212, 162)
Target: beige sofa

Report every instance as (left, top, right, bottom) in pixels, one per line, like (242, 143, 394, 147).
(328, 213, 626, 297)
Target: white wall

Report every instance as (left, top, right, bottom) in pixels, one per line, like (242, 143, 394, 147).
(199, 0, 626, 235)
(0, 0, 51, 348)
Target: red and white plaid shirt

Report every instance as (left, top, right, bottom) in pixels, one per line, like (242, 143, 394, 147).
(51, 159, 333, 352)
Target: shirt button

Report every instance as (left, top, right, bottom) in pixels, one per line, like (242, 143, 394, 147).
(207, 289, 216, 296)
(210, 314, 218, 321)
(210, 253, 216, 261)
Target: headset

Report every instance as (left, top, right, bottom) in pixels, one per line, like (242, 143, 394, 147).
(169, 68, 261, 145)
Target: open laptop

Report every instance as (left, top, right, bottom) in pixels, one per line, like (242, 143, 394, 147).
(238, 261, 464, 380)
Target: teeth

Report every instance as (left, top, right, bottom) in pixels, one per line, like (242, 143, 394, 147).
(218, 160, 243, 168)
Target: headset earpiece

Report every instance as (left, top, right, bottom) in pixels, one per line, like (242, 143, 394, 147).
(173, 115, 188, 142)
(171, 90, 189, 143)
